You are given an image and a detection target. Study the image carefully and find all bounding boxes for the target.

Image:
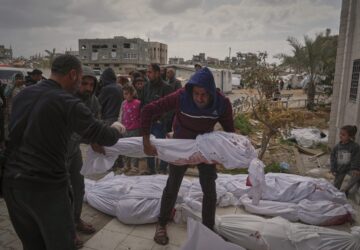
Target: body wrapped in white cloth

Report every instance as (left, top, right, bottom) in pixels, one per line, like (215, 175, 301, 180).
(81, 131, 261, 175)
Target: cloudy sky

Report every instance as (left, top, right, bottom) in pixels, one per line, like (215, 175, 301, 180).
(0, 0, 341, 62)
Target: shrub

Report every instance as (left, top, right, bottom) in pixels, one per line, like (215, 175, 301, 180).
(265, 162, 288, 173)
(234, 114, 252, 135)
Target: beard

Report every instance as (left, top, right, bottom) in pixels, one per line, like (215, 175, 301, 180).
(77, 91, 91, 101)
(195, 102, 208, 109)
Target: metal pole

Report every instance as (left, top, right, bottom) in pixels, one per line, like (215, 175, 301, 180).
(228, 47, 231, 69)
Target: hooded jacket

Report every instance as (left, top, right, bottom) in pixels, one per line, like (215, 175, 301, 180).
(80, 66, 101, 117)
(98, 68, 123, 124)
(76, 66, 101, 114)
(67, 66, 102, 157)
(141, 67, 234, 139)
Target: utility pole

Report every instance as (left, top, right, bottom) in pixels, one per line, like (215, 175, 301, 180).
(228, 47, 231, 69)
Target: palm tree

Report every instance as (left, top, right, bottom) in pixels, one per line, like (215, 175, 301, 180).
(277, 30, 336, 110)
(303, 35, 323, 110)
(44, 48, 56, 67)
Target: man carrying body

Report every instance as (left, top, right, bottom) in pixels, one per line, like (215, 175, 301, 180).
(141, 67, 234, 245)
(2, 55, 123, 250)
(66, 66, 118, 247)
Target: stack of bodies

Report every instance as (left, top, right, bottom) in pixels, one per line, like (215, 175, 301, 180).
(84, 172, 354, 226)
(82, 131, 356, 249)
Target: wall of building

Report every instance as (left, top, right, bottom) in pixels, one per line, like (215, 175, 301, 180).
(78, 37, 151, 74)
(329, 0, 360, 146)
(149, 42, 168, 65)
(169, 57, 184, 65)
(0, 45, 12, 60)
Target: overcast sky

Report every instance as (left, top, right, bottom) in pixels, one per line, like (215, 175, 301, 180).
(0, 0, 341, 62)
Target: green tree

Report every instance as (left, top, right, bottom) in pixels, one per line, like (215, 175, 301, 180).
(236, 52, 260, 70)
(240, 52, 301, 160)
(242, 51, 279, 99)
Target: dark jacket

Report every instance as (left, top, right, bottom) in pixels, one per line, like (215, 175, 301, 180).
(0, 81, 5, 142)
(165, 77, 182, 132)
(98, 68, 123, 125)
(25, 78, 38, 87)
(141, 67, 234, 139)
(4, 79, 120, 187)
(140, 78, 172, 107)
(67, 94, 102, 157)
(168, 77, 182, 91)
(140, 77, 173, 124)
(331, 140, 360, 173)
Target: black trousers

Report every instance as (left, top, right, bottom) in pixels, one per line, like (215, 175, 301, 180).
(0, 108, 5, 143)
(3, 180, 76, 250)
(158, 163, 217, 229)
(68, 148, 85, 223)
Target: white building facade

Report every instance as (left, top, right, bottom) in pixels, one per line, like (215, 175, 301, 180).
(329, 0, 360, 146)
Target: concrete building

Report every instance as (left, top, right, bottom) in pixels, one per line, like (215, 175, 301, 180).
(65, 50, 79, 59)
(149, 42, 168, 65)
(79, 36, 157, 74)
(192, 53, 206, 65)
(169, 57, 185, 65)
(206, 56, 220, 66)
(329, 0, 360, 146)
(0, 45, 12, 60)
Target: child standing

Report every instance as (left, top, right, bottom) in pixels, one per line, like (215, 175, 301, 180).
(331, 125, 360, 194)
(118, 84, 141, 175)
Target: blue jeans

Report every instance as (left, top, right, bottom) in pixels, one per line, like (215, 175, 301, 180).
(147, 122, 168, 174)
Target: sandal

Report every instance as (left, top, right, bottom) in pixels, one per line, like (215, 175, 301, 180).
(74, 234, 84, 249)
(154, 224, 169, 245)
(76, 219, 96, 234)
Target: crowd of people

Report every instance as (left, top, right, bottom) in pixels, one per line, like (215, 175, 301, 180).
(0, 54, 359, 250)
(0, 55, 236, 249)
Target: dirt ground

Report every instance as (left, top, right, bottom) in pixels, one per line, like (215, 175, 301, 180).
(193, 86, 333, 177)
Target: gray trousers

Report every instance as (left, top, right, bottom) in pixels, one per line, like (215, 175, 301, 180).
(334, 171, 360, 193)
